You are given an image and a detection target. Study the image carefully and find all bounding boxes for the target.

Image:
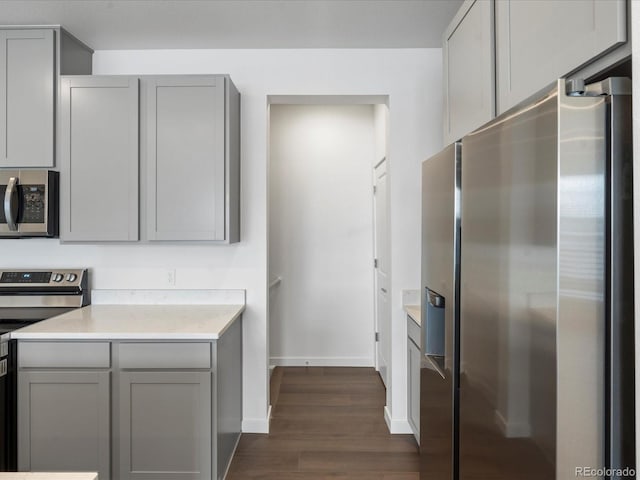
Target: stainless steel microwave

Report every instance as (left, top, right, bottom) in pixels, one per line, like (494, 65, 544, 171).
(0, 170, 58, 238)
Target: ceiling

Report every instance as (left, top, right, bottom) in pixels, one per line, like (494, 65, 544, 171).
(0, 0, 463, 50)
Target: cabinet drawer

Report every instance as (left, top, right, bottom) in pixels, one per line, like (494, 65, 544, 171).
(19, 342, 111, 368)
(118, 342, 211, 369)
(407, 316, 421, 349)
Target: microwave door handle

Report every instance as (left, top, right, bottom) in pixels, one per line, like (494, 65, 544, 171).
(4, 176, 19, 231)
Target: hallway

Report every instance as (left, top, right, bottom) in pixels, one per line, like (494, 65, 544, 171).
(227, 367, 419, 479)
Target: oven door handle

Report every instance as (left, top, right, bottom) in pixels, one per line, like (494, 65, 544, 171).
(4, 176, 19, 232)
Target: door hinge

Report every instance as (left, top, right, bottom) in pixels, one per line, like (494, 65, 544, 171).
(373, 185, 377, 194)
(375, 332, 380, 342)
(374, 258, 378, 268)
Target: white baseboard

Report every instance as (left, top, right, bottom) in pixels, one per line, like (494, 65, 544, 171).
(241, 405, 272, 433)
(384, 405, 413, 434)
(270, 356, 373, 367)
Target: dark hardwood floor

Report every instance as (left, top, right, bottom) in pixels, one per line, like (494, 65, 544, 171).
(227, 366, 420, 479)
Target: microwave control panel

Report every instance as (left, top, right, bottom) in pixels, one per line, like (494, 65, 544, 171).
(19, 185, 46, 224)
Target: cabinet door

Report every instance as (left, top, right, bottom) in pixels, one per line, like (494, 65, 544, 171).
(119, 371, 212, 480)
(60, 76, 139, 241)
(496, 0, 626, 113)
(146, 76, 225, 241)
(0, 29, 55, 168)
(408, 338, 421, 441)
(443, 0, 495, 144)
(18, 371, 111, 480)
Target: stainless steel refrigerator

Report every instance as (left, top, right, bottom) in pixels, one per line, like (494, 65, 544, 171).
(459, 76, 635, 479)
(420, 77, 634, 479)
(420, 141, 461, 479)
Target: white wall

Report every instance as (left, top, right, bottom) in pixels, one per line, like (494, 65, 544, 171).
(0, 48, 441, 432)
(269, 104, 375, 366)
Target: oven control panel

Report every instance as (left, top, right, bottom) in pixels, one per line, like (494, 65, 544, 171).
(1, 271, 51, 283)
(0, 269, 86, 287)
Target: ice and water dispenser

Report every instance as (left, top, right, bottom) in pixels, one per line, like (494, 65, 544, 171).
(424, 287, 445, 357)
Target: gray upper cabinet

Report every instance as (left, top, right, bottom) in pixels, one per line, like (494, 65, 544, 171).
(144, 75, 240, 243)
(60, 74, 240, 243)
(495, 0, 627, 113)
(442, 0, 495, 145)
(0, 27, 92, 168)
(60, 76, 139, 241)
(0, 29, 54, 168)
(146, 76, 231, 242)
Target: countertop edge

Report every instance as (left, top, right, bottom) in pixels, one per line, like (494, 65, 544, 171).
(404, 305, 421, 326)
(211, 304, 245, 338)
(11, 304, 246, 341)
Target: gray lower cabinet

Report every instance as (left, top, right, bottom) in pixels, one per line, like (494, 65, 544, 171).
(118, 319, 243, 480)
(17, 370, 111, 479)
(214, 316, 243, 480)
(17, 318, 243, 480)
(119, 371, 212, 480)
(407, 317, 420, 442)
(60, 76, 140, 242)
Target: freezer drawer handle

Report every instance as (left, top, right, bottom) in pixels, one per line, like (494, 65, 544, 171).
(4, 176, 19, 231)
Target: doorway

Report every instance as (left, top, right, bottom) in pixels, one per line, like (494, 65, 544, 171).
(268, 98, 389, 375)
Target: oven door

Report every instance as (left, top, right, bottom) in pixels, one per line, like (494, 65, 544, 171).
(0, 322, 27, 472)
(0, 339, 17, 472)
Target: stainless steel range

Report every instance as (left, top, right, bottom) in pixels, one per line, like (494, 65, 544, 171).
(0, 269, 89, 471)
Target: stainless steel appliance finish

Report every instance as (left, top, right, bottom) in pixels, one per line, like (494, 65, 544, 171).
(0, 268, 89, 471)
(457, 78, 634, 479)
(0, 170, 58, 237)
(420, 141, 461, 479)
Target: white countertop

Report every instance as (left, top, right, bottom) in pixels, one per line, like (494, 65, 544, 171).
(11, 304, 245, 340)
(0, 474, 97, 480)
(404, 305, 421, 326)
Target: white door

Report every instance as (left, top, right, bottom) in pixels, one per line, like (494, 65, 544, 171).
(374, 159, 390, 387)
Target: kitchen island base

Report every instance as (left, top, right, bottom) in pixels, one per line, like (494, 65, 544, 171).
(16, 309, 242, 480)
